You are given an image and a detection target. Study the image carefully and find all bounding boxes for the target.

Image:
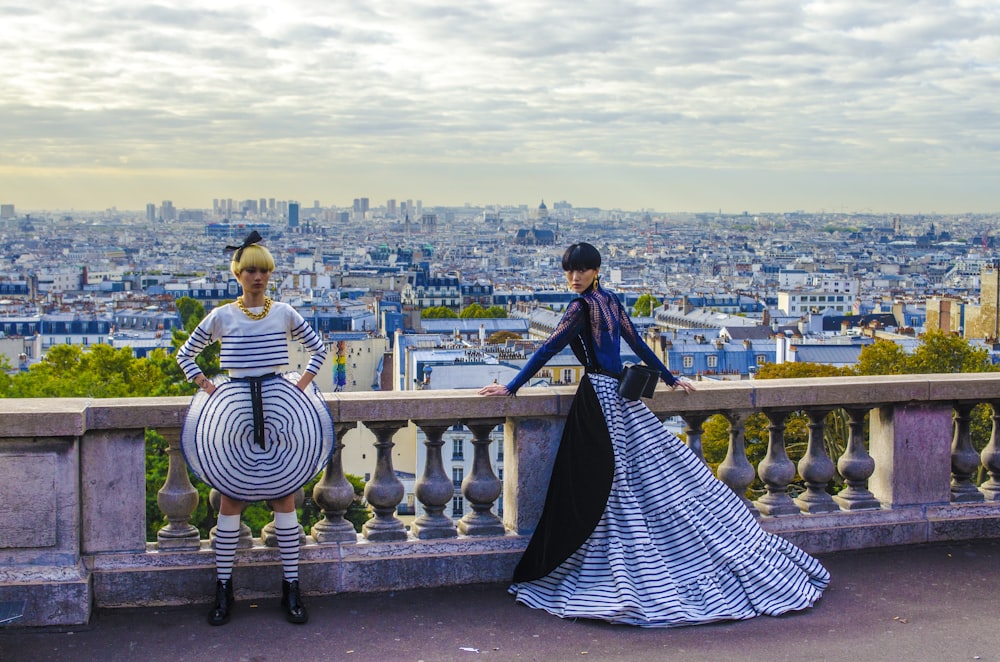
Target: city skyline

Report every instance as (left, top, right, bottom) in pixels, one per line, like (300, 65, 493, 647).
(2, 1, 998, 215)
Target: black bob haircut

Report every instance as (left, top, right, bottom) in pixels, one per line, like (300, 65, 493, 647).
(561, 242, 601, 272)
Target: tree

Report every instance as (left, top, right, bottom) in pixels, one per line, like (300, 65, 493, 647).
(1, 344, 175, 398)
(854, 330, 995, 376)
(161, 297, 223, 389)
(459, 303, 486, 318)
(755, 362, 852, 379)
(632, 293, 660, 317)
(458, 304, 508, 319)
(175, 296, 207, 329)
(909, 329, 994, 374)
(483, 306, 508, 318)
(421, 306, 458, 319)
(855, 338, 913, 375)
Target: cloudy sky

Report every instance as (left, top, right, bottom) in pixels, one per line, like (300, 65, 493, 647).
(1, 0, 998, 214)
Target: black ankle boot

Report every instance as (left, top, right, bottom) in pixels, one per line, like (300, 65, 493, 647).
(281, 579, 308, 624)
(207, 579, 234, 626)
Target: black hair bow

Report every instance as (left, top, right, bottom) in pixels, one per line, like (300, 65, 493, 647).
(224, 230, 263, 259)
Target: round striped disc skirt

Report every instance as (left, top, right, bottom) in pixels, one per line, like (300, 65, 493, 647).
(180, 373, 335, 502)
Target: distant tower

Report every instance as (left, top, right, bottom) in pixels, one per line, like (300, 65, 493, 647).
(288, 202, 300, 229)
(160, 200, 176, 222)
(145, 203, 156, 223)
(980, 263, 1000, 341)
(536, 199, 549, 221)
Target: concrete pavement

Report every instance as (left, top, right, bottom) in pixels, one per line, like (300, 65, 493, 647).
(2, 539, 998, 662)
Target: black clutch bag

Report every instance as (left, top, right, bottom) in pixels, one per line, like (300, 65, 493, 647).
(618, 364, 660, 400)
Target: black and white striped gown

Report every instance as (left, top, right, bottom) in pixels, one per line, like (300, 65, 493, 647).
(510, 373, 830, 627)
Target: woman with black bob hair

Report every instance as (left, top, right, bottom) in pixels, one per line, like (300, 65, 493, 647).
(481, 241, 828, 627)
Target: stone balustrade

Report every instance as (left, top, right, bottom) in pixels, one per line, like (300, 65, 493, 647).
(3, 373, 1000, 626)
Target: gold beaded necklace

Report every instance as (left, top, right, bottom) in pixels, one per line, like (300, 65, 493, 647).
(236, 296, 272, 321)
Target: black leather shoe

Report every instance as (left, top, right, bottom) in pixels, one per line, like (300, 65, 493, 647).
(281, 580, 308, 624)
(207, 579, 234, 626)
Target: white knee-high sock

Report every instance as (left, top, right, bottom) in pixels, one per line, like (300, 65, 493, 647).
(214, 513, 241, 583)
(273, 510, 300, 582)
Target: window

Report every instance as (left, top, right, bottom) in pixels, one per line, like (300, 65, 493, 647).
(683, 355, 694, 368)
(452, 467, 464, 488)
(562, 369, 573, 383)
(707, 355, 718, 368)
(757, 355, 767, 365)
(451, 496, 464, 517)
(452, 439, 464, 460)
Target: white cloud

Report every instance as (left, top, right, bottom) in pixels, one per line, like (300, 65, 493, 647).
(0, 0, 997, 211)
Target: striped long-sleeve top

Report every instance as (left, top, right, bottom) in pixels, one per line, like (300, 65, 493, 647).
(176, 301, 327, 380)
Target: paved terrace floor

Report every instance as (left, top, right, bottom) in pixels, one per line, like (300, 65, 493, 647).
(2, 539, 998, 662)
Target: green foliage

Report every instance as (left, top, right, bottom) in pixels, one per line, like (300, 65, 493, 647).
(755, 362, 853, 379)
(1, 344, 172, 398)
(908, 329, 995, 374)
(632, 293, 660, 317)
(484, 306, 508, 318)
(343, 473, 372, 532)
(0, 355, 13, 394)
(175, 296, 206, 329)
(421, 306, 458, 319)
(459, 303, 509, 319)
(855, 329, 997, 376)
(854, 339, 910, 375)
(459, 303, 486, 318)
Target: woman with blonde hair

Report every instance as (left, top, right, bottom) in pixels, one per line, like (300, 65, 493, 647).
(177, 230, 334, 626)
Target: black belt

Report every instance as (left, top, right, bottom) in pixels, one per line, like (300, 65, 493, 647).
(231, 374, 280, 449)
(586, 367, 622, 380)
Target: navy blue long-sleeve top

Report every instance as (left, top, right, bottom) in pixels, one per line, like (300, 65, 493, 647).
(505, 283, 678, 395)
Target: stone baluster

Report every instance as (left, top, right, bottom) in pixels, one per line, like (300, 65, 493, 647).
(458, 419, 506, 536)
(681, 413, 708, 463)
(794, 408, 838, 513)
(156, 428, 201, 551)
(755, 410, 799, 516)
(834, 407, 881, 510)
(718, 411, 758, 514)
(411, 421, 459, 540)
(311, 422, 361, 543)
(980, 402, 1000, 501)
(208, 489, 253, 549)
(362, 420, 408, 541)
(950, 403, 985, 503)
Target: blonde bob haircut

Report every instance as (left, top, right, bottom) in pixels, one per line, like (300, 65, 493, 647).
(230, 244, 276, 277)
